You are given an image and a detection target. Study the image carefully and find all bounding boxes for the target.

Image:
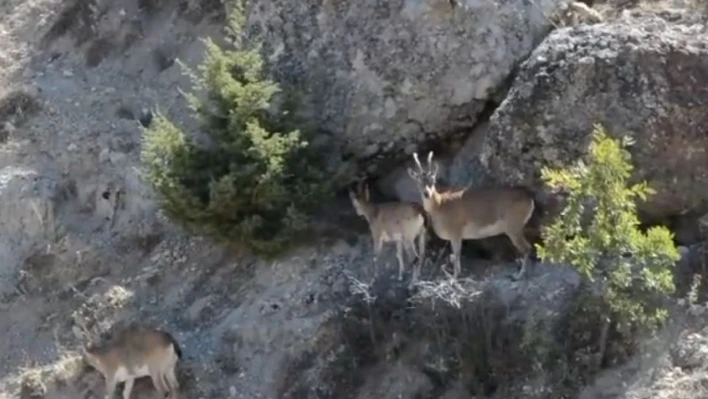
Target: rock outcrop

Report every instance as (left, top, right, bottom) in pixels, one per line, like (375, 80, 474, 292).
(478, 15, 708, 221)
(246, 0, 565, 172)
(0, 167, 56, 297)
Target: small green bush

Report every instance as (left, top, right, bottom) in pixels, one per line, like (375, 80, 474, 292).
(141, 2, 331, 256)
(536, 124, 679, 329)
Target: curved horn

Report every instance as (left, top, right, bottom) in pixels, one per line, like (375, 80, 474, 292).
(412, 152, 424, 172)
(427, 151, 434, 169)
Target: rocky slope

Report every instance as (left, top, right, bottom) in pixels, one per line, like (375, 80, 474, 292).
(0, 0, 707, 398)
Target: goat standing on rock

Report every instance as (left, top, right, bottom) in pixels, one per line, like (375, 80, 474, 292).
(79, 322, 183, 399)
(408, 151, 535, 280)
(349, 181, 427, 285)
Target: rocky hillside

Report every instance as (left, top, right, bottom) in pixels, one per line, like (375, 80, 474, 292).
(0, 0, 707, 398)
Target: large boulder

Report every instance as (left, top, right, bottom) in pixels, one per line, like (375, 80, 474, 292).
(247, 0, 565, 172)
(478, 15, 708, 221)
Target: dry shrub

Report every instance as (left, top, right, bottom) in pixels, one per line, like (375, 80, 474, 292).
(278, 271, 641, 399)
(42, 0, 98, 46)
(20, 369, 46, 399)
(592, 0, 708, 19)
(16, 355, 87, 399)
(409, 279, 533, 397)
(0, 89, 41, 142)
(276, 274, 550, 398)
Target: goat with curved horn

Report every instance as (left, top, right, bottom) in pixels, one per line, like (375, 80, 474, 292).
(408, 151, 535, 280)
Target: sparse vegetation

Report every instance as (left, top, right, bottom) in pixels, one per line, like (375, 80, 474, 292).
(14, 354, 88, 399)
(19, 369, 46, 399)
(312, 276, 555, 399)
(141, 2, 332, 256)
(536, 124, 679, 362)
(0, 88, 41, 143)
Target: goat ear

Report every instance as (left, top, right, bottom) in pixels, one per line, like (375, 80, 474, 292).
(356, 180, 365, 194)
(431, 161, 439, 178)
(407, 168, 417, 180)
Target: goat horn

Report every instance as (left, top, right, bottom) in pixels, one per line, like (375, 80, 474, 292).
(413, 152, 424, 172)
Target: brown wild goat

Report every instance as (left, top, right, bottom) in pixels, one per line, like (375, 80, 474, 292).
(349, 181, 427, 284)
(407, 151, 535, 279)
(81, 322, 182, 399)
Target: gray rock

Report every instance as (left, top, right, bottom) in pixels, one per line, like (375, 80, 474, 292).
(247, 0, 564, 170)
(478, 16, 708, 220)
(187, 295, 215, 323)
(438, 381, 469, 399)
(0, 167, 57, 296)
(374, 163, 422, 204)
(673, 328, 708, 369)
(446, 119, 494, 187)
(488, 262, 581, 317)
(355, 363, 433, 399)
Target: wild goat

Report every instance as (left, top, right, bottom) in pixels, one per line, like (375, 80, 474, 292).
(80, 322, 182, 399)
(407, 151, 535, 279)
(349, 181, 427, 284)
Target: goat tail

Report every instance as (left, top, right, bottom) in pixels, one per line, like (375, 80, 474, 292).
(164, 332, 183, 359)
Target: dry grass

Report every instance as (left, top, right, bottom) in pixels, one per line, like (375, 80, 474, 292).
(410, 276, 484, 309)
(646, 368, 708, 399)
(15, 353, 86, 399)
(592, 0, 708, 18)
(542, 0, 708, 29)
(45, 355, 85, 388)
(19, 369, 45, 399)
